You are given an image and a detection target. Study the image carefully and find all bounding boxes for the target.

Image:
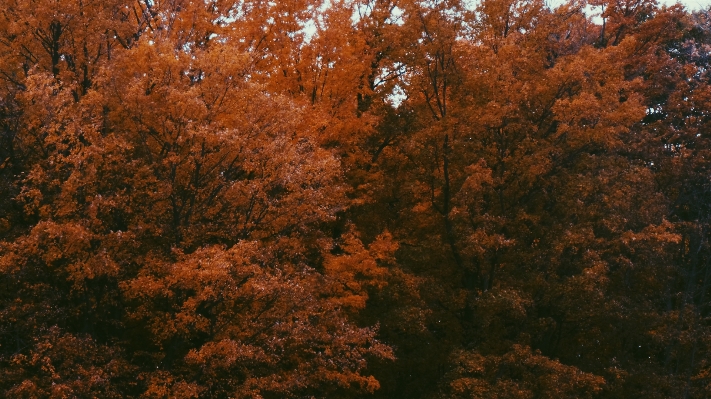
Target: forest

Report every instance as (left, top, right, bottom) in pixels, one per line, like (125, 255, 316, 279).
(1, 0, 711, 397)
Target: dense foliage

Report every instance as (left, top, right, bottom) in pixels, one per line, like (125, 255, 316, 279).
(1, 0, 711, 397)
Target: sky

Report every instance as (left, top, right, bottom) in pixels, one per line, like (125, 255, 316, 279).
(545, 0, 710, 10)
(659, 0, 710, 9)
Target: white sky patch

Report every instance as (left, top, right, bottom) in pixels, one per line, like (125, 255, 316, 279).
(462, 0, 709, 11)
(352, 2, 405, 25)
(300, 0, 337, 43)
(302, 19, 317, 42)
(647, 0, 709, 9)
(545, 0, 710, 9)
(353, 2, 370, 24)
(387, 6, 405, 25)
(388, 84, 408, 108)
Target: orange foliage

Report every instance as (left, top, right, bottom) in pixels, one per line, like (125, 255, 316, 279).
(2, 0, 711, 397)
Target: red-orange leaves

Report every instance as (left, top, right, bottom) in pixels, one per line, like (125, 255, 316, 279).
(122, 243, 393, 397)
(552, 44, 646, 152)
(442, 345, 605, 399)
(92, 39, 346, 249)
(0, 221, 119, 291)
(1, 327, 134, 399)
(323, 228, 396, 310)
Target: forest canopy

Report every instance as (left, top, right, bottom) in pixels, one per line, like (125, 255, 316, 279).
(1, 0, 711, 398)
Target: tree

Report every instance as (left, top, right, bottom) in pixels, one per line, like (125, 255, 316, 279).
(3, 0, 711, 398)
(0, 2, 392, 397)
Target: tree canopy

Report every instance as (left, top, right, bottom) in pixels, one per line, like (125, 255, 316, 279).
(2, 0, 711, 398)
